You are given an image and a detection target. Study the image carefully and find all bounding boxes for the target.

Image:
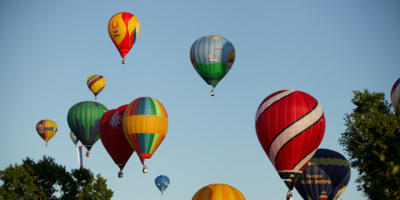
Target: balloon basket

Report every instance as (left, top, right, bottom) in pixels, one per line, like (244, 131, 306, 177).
(211, 89, 214, 96)
(86, 152, 91, 157)
(143, 166, 148, 173)
(286, 191, 293, 200)
(118, 171, 123, 178)
(122, 60, 126, 64)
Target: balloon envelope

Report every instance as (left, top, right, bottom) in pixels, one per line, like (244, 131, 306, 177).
(391, 78, 400, 112)
(70, 131, 79, 146)
(108, 12, 140, 60)
(155, 175, 170, 195)
(122, 97, 168, 165)
(67, 101, 108, 152)
(36, 119, 58, 146)
(190, 35, 235, 88)
(99, 105, 134, 171)
(192, 183, 245, 200)
(87, 74, 106, 99)
(255, 89, 326, 188)
(295, 148, 351, 200)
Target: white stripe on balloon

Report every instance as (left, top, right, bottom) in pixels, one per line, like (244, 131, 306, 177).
(268, 103, 324, 168)
(292, 148, 318, 171)
(255, 89, 297, 124)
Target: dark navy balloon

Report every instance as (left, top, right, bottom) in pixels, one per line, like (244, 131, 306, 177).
(295, 149, 351, 200)
(155, 175, 170, 195)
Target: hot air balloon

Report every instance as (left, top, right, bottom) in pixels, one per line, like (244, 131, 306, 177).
(67, 101, 108, 157)
(155, 175, 170, 196)
(190, 35, 235, 96)
(391, 78, 400, 113)
(295, 148, 351, 200)
(108, 12, 141, 64)
(36, 119, 58, 147)
(255, 89, 326, 197)
(99, 105, 134, 178)
(70, 131, 79, 147)
(192, 183, 245, 200)
(122, 97, 168, 173)
(87, 74, 106, 100)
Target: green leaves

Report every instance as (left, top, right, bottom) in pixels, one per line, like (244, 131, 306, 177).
(0, 163, 44, 200)
(0, 156, 113, 200)
(339, 89, 400, 200)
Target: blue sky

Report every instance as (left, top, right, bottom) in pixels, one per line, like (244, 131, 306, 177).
(0, 0, 399, 199)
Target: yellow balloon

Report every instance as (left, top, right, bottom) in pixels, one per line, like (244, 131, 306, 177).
(87, 74, 106, 99)
(192, 184, 246, 200)
(36, 119, 58, 147)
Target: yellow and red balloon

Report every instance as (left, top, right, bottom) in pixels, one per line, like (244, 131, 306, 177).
(87, 74, 106, 100)
(36, 119, 58, 147)
(108, 12, 141, 64)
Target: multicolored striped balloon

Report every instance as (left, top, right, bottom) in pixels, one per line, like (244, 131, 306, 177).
(192, 183, 245, 200)
(255, 89, 326, 190)
(87, 74, 106, 100)
(122, 97, 168, 165)
(36, 119, 58, 147)
(295, 148, 351, 200)
(391, 78, 400, 113)
(190, 35, 235, 89)
(108, 12, 141, 64)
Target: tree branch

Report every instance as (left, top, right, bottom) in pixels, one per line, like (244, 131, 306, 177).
(353, 140, 366, 147)
(380, 126, 400, 142)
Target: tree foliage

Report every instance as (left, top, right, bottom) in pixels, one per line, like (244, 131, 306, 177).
(339, 89, 400, 199)
(0, 156, 113, 200)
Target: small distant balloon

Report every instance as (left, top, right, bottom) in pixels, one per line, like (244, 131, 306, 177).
(108, 12, 141, 64)
(391, 78, 400, 112)
(87, 74, 106, 100)
(70, 131, 79, 146)
(155, 175, 170, 195)
(36, 119, 58, 147)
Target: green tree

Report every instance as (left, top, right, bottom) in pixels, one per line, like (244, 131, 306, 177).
(0, 163, 44, 200)
(0, 156, 113, 200)
(339, 89, 400, 199)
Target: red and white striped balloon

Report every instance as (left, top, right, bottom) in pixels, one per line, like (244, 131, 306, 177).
(255, 89, 326, 180)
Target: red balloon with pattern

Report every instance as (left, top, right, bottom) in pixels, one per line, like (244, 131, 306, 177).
(99, 105, 134, 173)
(255, 89, 326, 190)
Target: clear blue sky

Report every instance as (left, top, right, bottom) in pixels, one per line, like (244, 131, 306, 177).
(0, 0, 399, 199)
